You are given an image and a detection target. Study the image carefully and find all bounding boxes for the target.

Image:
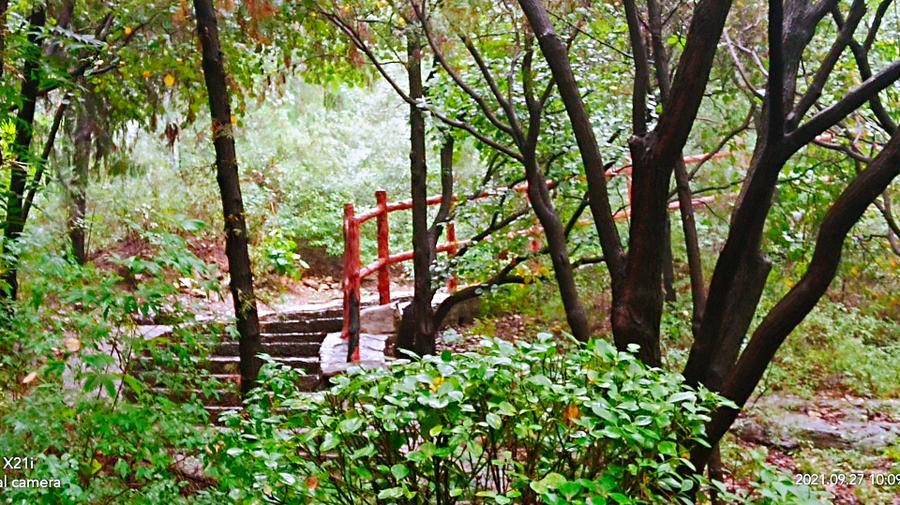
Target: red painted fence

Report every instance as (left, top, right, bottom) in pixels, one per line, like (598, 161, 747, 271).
(341, 153, 727, 361)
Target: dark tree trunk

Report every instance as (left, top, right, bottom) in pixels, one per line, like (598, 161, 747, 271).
(2, 7, 45, 301)
(0, 0, 7, 81)
(400, 33, 436, 357)
(523, 153, 591, 341)
(193, 0, 262, 397)
(647, 0, 706, 329)
(673, 158, 707, 332)
(0, 0, 8, 230)
(517, 0, 626, 291)
(695, 130, 900, 468)
(68, 103, 92, 265)
(519, 0, 732, 366)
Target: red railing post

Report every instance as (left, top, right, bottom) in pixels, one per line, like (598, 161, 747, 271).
(342, 203, 361, 362)
(375, 190, 391, 305)
(447, 222, 458, 292)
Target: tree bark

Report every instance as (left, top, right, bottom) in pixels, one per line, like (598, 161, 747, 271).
(399, 32, 436, 357)
(662, 215, 677, 302)
(647, 0, 706, 328)
(192, 0, 262, 397)
(695, 129, 900, 469)
(68, 99, 93, 265)
(517, 0, 626, 290)
(2, 7, 45, 301)
(519, 0, 733, 365)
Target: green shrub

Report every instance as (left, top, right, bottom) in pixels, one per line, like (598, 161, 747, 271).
(208, 336, 732, 504)
(0, 230, 224, 504)
(255, 228, 309, 279)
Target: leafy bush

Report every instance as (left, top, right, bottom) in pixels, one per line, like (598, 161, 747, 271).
(255, 228, 309, 279)
(0, 230, 224, 504)
(723, 447, 832, 504)
(208, 336, 732, 504)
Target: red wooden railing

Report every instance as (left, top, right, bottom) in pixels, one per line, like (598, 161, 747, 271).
(340, 153, 727, 362)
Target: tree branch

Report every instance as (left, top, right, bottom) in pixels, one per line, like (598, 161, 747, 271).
(786, 0, 867, 131)
(698, 129, 900, 467)
(786, 60, 900, 152)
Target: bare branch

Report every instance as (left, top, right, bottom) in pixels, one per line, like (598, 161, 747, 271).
(787, 60, 900, 152)
(786, 0, 867, 131)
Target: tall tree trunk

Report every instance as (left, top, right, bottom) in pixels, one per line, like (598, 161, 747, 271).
(68, 101, 92, 264)
(647, 0, 706, 330)
(523, 154, 591, 341)
(2, 7, 45, 301)
(695, 130, 900, 468)
(192, 0, 262, 397)
(404, 33, 435, 357)
(0, 0, 8, 208)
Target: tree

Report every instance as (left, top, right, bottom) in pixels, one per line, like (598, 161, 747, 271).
(0, 0, 144, 300)
(322, 0, 606, 349)
(2, 6, 46, 301)
(192, 0, 262, 396)
(517, 0, 899, 471)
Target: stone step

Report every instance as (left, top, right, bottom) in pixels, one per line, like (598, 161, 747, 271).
(260, 331, 329, 344)
(260, 317, 343, 335)
(215, 339, 321, 357)
(206, 355, 320, 375)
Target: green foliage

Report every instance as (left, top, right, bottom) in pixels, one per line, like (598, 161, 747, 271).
(0, 229, 224, 504)
(256, 228, 309, 278)
(765, 300, 900, 398)
(206, 335, 730, 504)
(723, 447, 832, 504)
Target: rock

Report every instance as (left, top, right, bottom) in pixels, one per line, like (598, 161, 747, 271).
(303, 278, 321, 290)
(737, 396, 900, 451)
(359, 303, 401, 334)
(320, 332, 390, 376)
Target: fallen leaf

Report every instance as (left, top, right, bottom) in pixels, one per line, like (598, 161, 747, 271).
(64, 337, 81, 352)
(22, 371, 38, 384)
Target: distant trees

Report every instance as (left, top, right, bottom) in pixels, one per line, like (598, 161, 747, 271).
(0, 1, 159, 300)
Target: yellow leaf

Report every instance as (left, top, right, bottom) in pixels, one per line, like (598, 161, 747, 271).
(564, 403, 581, 424)
(124, 26, 134, 36)
(22, 371, 38, 384)
(64, 337, 81, 353)
(164, 73, 176, 87)
(230, 114, 237, 125)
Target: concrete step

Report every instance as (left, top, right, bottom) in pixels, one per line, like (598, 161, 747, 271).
(215, 339, 321, 357)
(260, 331, 329, 344)
(206, 355, 320, 375)
(260, 317, 342, 335)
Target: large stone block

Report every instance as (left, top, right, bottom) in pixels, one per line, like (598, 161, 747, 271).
(320, 332, 390, 376)
(359, 303, 401, 334)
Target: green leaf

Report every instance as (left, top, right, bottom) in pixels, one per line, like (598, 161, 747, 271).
(377, 487, 404, 499)
(390, 463, 409, 480)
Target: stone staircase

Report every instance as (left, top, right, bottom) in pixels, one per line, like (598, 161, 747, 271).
(202, 305, 345, 420)
(140, 291, 457, 421)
